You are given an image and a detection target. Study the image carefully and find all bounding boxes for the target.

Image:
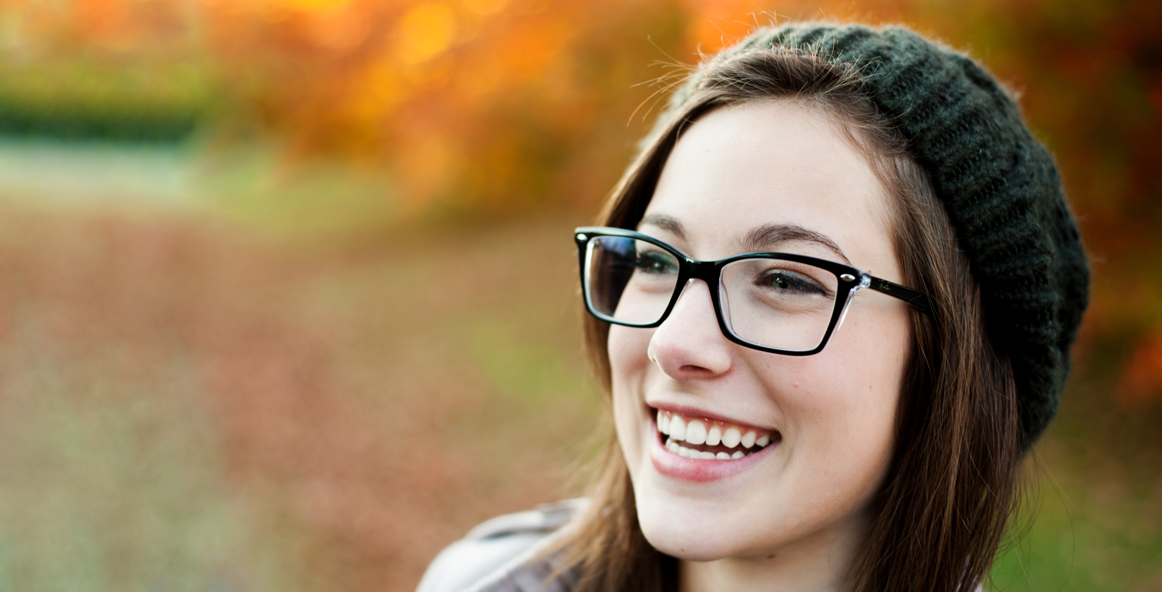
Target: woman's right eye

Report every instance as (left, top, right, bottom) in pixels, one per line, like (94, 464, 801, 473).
(634, 251, 677, 274)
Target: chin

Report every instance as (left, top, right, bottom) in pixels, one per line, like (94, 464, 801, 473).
(633, 486, 753, 561)
(639, 522, 731, 561)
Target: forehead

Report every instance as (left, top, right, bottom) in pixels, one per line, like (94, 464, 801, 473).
(645, 100, 896, 270)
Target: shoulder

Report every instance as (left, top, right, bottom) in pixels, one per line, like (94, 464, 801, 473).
(415, 498, 587, 592)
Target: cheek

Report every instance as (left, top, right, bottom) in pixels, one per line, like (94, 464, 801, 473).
(608, 325, 649, 373)
(607, 325, 653, 398)
(607, 325, 653, 467)
(759, 310, 910, 501)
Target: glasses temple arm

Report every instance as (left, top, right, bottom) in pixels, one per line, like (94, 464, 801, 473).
(867, 277, 933, 315)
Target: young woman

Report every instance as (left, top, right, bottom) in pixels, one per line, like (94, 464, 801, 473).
(417, 22, 1089, 592)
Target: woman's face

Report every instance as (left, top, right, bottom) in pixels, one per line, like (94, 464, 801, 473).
(609, 100, 913, 570)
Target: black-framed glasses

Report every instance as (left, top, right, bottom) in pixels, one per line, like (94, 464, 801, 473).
(575, 227, 932, 356)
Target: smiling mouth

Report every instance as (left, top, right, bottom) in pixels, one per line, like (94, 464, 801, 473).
(655, 409, 780, 460)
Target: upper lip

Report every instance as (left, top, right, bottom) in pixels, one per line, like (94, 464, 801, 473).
(648, 401, 776, 433)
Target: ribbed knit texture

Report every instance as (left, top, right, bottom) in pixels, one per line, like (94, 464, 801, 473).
(656, 23, 1089, 448)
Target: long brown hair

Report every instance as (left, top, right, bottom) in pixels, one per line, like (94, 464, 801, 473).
(552, 46, 1024, 592)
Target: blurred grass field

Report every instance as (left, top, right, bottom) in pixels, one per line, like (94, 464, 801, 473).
(0, 150, 604, 589)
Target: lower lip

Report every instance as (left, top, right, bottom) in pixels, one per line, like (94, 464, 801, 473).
(648, 416, 775, 482)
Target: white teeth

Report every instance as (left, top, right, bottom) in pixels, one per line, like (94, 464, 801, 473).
(722, 427, 742, 448)
(668, 437, 736, 461)
(658, 411, 776, 457)
(669, 416, 687, 441)
(685, 420, 707, 445)
(665, 436, 757, 461)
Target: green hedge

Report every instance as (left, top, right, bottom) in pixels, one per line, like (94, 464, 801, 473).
(0, 58, 215, 142)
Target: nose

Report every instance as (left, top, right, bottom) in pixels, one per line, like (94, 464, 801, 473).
(647, 278, 734, 379)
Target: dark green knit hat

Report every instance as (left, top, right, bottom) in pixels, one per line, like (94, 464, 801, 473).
(655, 23, 1089, 448)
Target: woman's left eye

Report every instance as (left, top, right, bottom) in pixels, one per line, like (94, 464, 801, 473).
(756, 269, 828, 296)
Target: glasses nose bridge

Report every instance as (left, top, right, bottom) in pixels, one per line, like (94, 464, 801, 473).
(668, 258, 726, 318)
(684, 258, 721, 286)
(661, 257, 726, 332)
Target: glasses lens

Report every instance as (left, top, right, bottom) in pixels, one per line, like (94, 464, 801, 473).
(719, 258, 839, 352)
(585, 236, 680, 325)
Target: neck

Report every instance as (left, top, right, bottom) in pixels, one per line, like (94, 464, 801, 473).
(678, 518, 865, 592)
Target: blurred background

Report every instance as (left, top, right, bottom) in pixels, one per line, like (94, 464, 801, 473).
(0, 0, 1157, 590)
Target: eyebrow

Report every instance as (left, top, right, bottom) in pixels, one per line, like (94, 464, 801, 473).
(742, 223, 851, 264)
(639, 213, 686, 239)
(639, 213, 851, 264)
